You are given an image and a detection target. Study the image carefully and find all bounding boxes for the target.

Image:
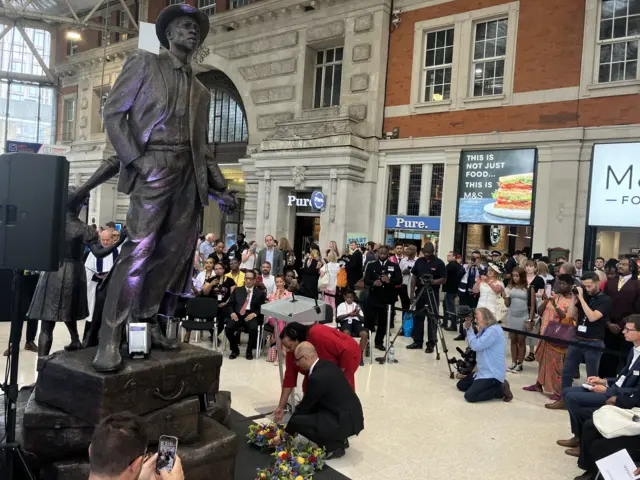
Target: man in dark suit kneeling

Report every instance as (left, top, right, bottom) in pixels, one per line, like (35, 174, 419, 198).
(225, 270, 266, 360)
(272, 342, 364, 459)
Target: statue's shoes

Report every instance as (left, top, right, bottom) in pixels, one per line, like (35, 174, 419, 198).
(149, 324, 180, 351)
(64, 340, 83, 351)
(93, 346, 122, 372)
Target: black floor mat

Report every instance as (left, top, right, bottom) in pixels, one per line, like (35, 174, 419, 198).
(230, 410, 351, 480)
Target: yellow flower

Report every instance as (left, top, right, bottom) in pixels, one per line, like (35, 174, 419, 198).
(297, 457, 305, 464)
(295, 477, 304, 480)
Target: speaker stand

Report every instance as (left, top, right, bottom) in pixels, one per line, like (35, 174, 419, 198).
(1, 271, 36, 480)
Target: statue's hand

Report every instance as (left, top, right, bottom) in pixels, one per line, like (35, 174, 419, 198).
(67, 188, 88, 209)
(208, 188, 239, 215)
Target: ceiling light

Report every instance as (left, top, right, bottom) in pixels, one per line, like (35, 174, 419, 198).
(66, 31, 81, 40)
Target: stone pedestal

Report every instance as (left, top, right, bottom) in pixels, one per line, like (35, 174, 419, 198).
(20, 344, 237, 479)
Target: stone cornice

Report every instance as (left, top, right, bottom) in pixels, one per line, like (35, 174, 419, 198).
(204, 0, 391, 43)
(54, 39, 135, 77)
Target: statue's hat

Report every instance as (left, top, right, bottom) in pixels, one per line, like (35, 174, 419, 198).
(156, 5, 209, 50)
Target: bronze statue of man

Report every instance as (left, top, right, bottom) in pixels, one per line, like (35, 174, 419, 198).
(76, 5, 237, 372)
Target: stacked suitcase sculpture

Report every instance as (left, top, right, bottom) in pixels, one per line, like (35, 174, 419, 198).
(21, 344, 237, 480)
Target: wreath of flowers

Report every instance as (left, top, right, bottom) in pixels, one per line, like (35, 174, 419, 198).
(248, 423, 327, 480)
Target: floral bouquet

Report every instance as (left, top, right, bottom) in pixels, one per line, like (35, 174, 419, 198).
(254, 442, 327, 479)
(247, 423, 285, 449)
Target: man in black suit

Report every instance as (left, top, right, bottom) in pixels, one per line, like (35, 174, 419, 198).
(363, 245, 403, 350)
(346, 241, 363, 289)
(225, 270, 266, 360)
(556, 314, 640, 455)
(272, 342, 364, 458)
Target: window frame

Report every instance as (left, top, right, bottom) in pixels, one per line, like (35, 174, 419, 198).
(198, 0, 216, 14)
(312, 46, 344, 109)
(230, 0, 253, 8)
(61, 96, 76, 143)
(409, 1, 520, 114)
(581, 0, 640, 97)
(422, 27, 455, 103)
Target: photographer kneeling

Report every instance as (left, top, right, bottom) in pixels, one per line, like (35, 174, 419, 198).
(457, 307, 513, 403)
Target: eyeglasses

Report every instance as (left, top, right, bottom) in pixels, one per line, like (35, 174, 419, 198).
(623, 327, 638, 333)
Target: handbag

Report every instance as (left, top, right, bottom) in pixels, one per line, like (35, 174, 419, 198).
(593, 405, 640, 439)
(545, 318, 576, 348)
(266, 345, 278, 363)
(318, 268, 329, 290)
(402, 312, 414, 337)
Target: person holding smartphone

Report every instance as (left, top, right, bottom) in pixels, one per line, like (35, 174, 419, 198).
(240, 240, 258, 272)
(88, 413, 184, 480)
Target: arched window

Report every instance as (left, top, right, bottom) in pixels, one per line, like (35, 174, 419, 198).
(208, 88, 248, 143)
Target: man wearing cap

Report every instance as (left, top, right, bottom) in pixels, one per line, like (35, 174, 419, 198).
(82, 5, 237, 371)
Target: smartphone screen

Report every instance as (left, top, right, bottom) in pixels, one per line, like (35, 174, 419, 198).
(156, 436, 178, 474)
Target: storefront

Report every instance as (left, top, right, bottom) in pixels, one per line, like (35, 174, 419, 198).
(453, 148, 537, 260)
(384, 215, 440, 250)
(288, 190, 326, 265)
(584, 142, 640, 265)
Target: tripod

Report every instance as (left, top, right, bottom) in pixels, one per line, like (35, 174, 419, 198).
(419, 281, 455, 379)
(1, 271, 36, 480)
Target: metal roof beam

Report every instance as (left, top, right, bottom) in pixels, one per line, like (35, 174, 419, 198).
(82, 0, 103, 22)
(0, 8, 138, 34)
(117, 0, 137, 30)
(63, 0, 80, 23)
(0, 21, 13, 42)
(15, 22, 56, 83)
(0, 70, 53, 85)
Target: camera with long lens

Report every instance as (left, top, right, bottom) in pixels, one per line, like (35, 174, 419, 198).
(448, 346, 477, 375)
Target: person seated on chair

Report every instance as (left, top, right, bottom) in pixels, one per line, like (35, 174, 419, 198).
(456, 307, 513, 403)
(203, 261, 236, 344)
(225, 269, 266, 360)
(573, 394, 640, 480)
(557, 314, 640, 456)
(270, 342, 364, 460)
(337, 290, 368, 366)
(274, 322, 361, 423)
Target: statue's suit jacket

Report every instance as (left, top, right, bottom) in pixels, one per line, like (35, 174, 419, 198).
(103, 49, 227, 206)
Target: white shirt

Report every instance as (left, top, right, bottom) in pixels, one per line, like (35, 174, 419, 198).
(322, 262, 341, 291)
(194, 271, 211, 292)
(615, 346, 640, 387)
(337, 301, 361, 323)
(308, 358, 320, 376)
(240, 249, 256, 270)
(262, 274, 276, 295)
(245, 287, 254, 308)
(621, 274, 632, 288)
(399, 257, 416, 286)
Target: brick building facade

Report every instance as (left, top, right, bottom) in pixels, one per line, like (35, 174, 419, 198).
(377, 0, 640, 262)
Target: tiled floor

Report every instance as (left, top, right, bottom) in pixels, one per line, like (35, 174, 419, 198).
(0, 321, 584, 480)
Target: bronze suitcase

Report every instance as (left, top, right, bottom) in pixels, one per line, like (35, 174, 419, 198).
(35, 344, 222, 423)
(23, 393, 201, 461)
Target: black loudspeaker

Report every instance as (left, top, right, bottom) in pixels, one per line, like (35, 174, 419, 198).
(0, 153, 69, 271)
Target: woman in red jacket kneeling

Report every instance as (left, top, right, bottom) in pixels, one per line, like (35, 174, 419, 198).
(273, 322, 361, 422)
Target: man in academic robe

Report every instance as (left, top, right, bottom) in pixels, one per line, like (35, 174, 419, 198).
(83, 230, 119, 342)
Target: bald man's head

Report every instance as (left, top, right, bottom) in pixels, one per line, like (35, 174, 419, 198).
(99, 230, 113, 248)
(294, 341, 318, 371)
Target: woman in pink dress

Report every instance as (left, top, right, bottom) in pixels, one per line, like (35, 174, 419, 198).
(265, 275, 292, 361)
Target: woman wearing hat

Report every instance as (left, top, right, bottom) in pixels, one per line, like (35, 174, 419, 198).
(472, 263, 504, 319)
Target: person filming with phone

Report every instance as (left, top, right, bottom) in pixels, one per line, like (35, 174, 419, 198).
(88, 413, 184, 480)
(560, 271, 612, 392)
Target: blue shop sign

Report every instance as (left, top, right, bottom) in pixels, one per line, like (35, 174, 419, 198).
(385, 215, 440, 231)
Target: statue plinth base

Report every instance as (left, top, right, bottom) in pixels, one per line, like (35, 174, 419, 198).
(19, 344, 236, 479)
(35, 344, 222, 423)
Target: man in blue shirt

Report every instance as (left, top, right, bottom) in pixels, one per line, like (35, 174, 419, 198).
(457, 307, 513, 403)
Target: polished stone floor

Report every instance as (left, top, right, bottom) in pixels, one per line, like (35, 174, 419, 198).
(0, 321, 584, 480)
